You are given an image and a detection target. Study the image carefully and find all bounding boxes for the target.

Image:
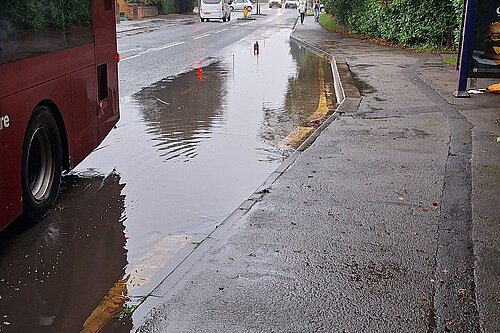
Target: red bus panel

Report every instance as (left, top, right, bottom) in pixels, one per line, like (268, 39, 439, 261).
(0, 0, 119, 230)
(94, 0, 120, 143)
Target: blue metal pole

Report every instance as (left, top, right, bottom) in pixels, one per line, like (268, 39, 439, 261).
(454, 0, 477, 98)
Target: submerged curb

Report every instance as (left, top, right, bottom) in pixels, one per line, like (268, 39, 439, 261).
(288, 30, 361, 154)
(289, 33, 361, 114)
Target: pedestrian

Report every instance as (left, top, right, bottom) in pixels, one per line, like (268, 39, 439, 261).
(298, 1, 305, 24)
(313, 0, 319, 22)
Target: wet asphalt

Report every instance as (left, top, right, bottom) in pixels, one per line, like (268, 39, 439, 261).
(126, 14, 500, 333)
(0, 9, 339, 333)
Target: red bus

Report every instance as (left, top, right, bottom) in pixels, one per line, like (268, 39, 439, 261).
(0, 0, 119, 230)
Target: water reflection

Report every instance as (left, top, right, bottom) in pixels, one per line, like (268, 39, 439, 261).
(119, 33, 333, 290)
(261, 41, 335, 148)
(134, 63, 228, 162)
(0, 173, 127, 332)
(286, 41, 333, 116)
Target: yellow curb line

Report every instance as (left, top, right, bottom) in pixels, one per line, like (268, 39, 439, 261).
(279, 126, 315, 149)
(81, 276, 130, 333)
(280, 63, 333, 149)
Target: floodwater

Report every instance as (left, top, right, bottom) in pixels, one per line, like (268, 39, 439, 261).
(0, 174, 127, 332)
(0, 30, 334, 332)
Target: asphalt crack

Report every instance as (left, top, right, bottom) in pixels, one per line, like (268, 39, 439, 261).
(404, 57, 480, 333)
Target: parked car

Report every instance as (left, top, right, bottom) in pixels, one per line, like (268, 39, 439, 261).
(284, 0, 298, 8)
(230, 0, 253, 11)
(268, 0, 282, 8)
(200, 0, 231, 22)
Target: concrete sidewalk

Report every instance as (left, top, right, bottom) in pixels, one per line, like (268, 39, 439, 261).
(131, 15, 500, 333)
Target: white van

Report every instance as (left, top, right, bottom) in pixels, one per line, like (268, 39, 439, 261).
(200, 0, 231, 22)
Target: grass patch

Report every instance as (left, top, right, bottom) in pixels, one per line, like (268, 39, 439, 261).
(442, 54, 458, 67)
(412, 44, 442, 53)
(318, 13, 346, 33)
(116, 295, 148, 319)
(117, 305, 137, 319)
(410, 44, 456, 54)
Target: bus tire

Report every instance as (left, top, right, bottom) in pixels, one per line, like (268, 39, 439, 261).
(21, 106, 62, 224)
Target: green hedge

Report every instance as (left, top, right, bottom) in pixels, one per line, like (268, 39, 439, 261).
(157, 0, 177, 14)
(323, 0, 463, 48)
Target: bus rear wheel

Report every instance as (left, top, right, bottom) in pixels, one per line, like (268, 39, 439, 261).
(21, 107, 62, 224)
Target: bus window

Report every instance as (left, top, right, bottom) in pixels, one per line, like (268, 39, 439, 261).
(0, 0, 93, 65)
(97, 64, 109, 102)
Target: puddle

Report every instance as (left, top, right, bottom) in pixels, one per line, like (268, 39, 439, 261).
(135, 63, 229, 163)
(0, 173, 126, 332)
(0, 28, 335, 332)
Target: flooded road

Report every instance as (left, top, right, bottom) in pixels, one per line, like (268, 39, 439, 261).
(0, 11, 334, 332)
(0, 174, 127, 332)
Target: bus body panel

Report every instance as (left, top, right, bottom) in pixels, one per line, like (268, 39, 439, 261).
(0, 0, 119, 231)
(0, 76, 74, 229)
(0, 44, 95, 100)
(70, 66, 99, 164)
(93, 0, 120, 140)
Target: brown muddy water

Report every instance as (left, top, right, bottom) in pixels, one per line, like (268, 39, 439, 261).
(0, 31, 334, 332)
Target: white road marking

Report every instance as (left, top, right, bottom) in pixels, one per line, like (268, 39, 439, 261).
(193, 33, 212, 40)
(158, 41, 186, 50)
(214, 28, 229, 34)
(120, 41, 185, 61)
(121, 54, 140, 61)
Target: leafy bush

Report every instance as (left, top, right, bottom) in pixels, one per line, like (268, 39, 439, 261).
(322, 0, 463, 48)
(157, 0, 177, 14)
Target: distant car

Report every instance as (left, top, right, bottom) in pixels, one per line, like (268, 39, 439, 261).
(230, 0, 253, 11)
(200, 0, 231, 22)
(284, 0, 298, 8)
(268, 0, 282, 8)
